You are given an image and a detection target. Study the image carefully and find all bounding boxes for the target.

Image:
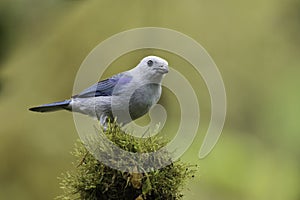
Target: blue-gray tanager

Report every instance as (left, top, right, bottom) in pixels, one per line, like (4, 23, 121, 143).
(29, 56, 169, 126)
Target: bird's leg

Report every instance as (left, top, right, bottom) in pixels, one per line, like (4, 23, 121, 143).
(99, 114, 109, 131)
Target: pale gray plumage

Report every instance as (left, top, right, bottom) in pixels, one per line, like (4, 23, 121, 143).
(29, 56, 169, 126)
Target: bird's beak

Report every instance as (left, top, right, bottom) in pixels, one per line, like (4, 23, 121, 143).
(156, 65, 169, 74)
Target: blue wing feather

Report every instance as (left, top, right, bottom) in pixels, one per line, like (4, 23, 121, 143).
(73, 73, 132, 98)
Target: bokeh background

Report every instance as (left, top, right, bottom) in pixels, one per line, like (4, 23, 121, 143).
(0, 0, 300, 199)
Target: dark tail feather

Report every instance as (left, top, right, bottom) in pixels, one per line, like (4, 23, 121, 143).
(29, 100, 71, 113)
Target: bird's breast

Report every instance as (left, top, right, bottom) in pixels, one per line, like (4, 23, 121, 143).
(128, 83, 161, 120)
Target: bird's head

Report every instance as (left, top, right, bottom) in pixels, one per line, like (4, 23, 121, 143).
(134, 55, 169, 82)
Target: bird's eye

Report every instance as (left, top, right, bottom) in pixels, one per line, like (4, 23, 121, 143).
(147, 60, 153, 67)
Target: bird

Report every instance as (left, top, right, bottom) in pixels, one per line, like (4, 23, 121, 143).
(29, 55, 169, 127)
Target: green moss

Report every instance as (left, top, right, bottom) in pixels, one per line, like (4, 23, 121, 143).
(57, 122, 197, 200)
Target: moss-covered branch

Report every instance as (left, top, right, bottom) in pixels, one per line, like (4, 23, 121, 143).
(57, 122, 196, 200)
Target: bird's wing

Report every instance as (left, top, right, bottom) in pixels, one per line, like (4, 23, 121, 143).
(72, 73, 132, 98)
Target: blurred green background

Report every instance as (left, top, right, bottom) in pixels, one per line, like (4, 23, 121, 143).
(0, 0, 300, 199)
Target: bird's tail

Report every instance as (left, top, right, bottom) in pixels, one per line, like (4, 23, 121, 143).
(29, 100, 71, 113)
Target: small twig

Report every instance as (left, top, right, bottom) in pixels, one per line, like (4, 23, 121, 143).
(77, 151, 89, 167)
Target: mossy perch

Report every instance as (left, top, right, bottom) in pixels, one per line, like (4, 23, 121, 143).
(57, 122, 196, 200)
